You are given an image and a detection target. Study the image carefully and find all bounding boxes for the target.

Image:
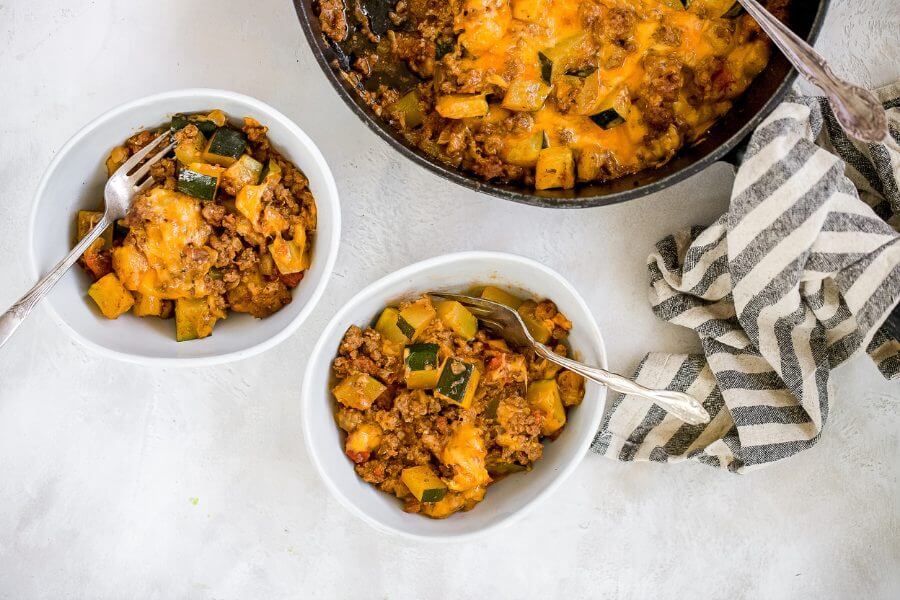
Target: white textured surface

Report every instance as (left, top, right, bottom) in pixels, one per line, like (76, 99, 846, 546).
(0, 0, 897, 598)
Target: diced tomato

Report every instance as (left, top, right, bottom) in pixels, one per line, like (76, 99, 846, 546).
(279, 271, 304, 288)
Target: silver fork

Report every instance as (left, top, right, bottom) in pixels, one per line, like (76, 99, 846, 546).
(0, 133, 175, 349)
(736, 0, 887, 143)
(431, 292, 711, 425)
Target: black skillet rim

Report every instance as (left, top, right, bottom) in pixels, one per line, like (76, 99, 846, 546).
(294, 0, 830, 208)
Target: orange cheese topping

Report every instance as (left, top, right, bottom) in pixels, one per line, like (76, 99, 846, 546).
(452, 0, 769, 178)
(112, 188, 216, 299)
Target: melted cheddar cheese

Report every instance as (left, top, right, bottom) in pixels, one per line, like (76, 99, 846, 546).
(112, 188, 216, 299)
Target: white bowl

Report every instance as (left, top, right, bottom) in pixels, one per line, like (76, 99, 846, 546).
(301, 251, 607, 541)
(28, 89, 340, 365)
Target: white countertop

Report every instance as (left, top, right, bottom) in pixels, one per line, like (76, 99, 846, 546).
(1, 0, 898, 597)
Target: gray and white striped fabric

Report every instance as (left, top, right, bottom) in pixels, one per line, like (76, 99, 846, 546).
(592, 83, 900, 472)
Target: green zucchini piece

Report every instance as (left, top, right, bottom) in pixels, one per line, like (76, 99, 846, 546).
(404, 343, 440, 372)
(76, 210, 113, 248)
(487, 460, 528, 476)
(589, 108, 626, 130)
(175, 297, 216, 342)
(538, 52, 552, 85)
(374, 307, 408, 343)
(333, 373, 386, 410)
(204, 128, 247, 166)
(259, 159, 282, 185)
(223, 154, 264, 191)
(436, 300, 478, 340)
(401, 466, 447, 503)
(527, 379, 566, 436)
(435, 358, 480, 408)
(565, 66, 596, 77)
(517, 300, 553, 343)
(503, 130, 545, 167)
(176, 165, 220, 200)
(170, 113, 218, 137)
(588, 88, 631, 130)
(480, 286, 522, 309)
(113, 219, 130, 240)
(396, 299, 436, 341)
(404, 343, 441, 389)
(389, 90, 424, 129)
(435, 38, 455, 59)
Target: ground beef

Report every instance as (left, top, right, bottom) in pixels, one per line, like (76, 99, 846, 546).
(331, 295, 585, 519)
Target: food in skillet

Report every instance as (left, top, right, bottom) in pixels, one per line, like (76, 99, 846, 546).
(75, 110, 317, 341)
(331, 288, 585, 518)
(317, 0, 783, 190)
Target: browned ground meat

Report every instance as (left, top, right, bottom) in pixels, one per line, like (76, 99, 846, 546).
(331, 294, 585, 518)
(75, 110, 318, 336)
(315, 0, 780, 190)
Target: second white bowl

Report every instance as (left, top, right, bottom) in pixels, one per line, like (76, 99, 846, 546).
(301, 251, 608, 541)
(27, 88, 340, 365)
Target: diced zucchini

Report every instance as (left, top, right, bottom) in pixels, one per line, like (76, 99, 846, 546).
(133, 293, 167, 318)
(590, 108, 626, 130)
(539, 34, 588, 83)
(486, 460, 528, 476)
(374, 307, 408, 344)
(389, 90, 424, 129)
(535, 147, 575, 190)
(404, 343, 441, 389)
(401, 466, 447, 503)
(404, 343, 440, 371)
(174, 126, 207, 165)
(435, 95, 489, 119)
(566, 66, 596, 77)
(502, 130, 546, 167)
(113, 219, 130, 240)
(511, 0, 544, 22)
(235, 182, 264, 226)
(176, 163, 222, 200)
(527, 379, 566, 436)
(259, 159, 282, 185)
(435, 358, 480, 408)
(517, 300, 552, 343)
(480, 286, 522, 309)
(170, 112, 218, 137)
(397, 298, 436, 342)
(577, 145, 611, 182)
(538, 52, 553, 85)
(175, 297, 217, 342)
(436, 300, 478, 340)
(268, 232, 308, 275)
(575, 70, 609, 116)
(88, 274, 134, 319)
(203, 128, 247, 166)
(501, 79, 551, 112)
(345, 423, 382, 462)
(332, 373, 386, 410)
(557, 370, 585, 407)
(76, 210, 113, 249)
(106, 146, 129, 176)
(588, 88, 630, 130)
(223, 154, 264, 193)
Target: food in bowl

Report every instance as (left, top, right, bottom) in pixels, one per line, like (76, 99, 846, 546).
(75, 110, 318, 341)
(330, 288, 585, 518)
(316, 0, 783, 190)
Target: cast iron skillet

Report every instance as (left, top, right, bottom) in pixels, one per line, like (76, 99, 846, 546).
(294, 0, 829, 208)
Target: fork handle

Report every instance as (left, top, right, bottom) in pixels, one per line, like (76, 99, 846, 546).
(0, 214, 111, 349)
(534, 343, 711, 425)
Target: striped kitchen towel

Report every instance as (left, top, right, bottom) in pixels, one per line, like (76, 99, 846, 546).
(592, 82, 900, 472)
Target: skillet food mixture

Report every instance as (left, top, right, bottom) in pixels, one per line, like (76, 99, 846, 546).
(331, 290, 585, 518)
(317, 0, 785, 190)
(76, 110, 317, 341)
